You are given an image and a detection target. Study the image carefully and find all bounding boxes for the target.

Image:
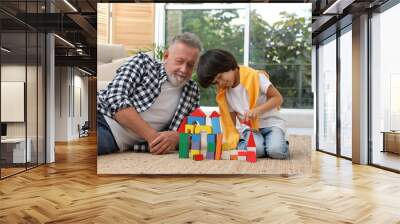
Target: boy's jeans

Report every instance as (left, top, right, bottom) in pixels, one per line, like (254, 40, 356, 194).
(237, 126, 289, 159)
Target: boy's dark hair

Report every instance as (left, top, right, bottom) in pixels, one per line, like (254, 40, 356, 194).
(196, 49, 239, 88)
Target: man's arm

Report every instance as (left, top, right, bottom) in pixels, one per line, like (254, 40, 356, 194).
(115, 107, 179, 155)
(114, 107, 158, 144)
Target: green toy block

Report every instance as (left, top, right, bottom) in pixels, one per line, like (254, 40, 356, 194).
(207, 142, 216, 152)
(179, 133, 189, 158)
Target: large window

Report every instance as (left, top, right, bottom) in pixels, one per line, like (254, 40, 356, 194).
(340, 27, 352, 158)
(249, 4, 312, 109)
(371, 3, 400, 171)
(164, 3, 312, 107)
(0, 1, 46, 179)
(317, 36, 337, 154)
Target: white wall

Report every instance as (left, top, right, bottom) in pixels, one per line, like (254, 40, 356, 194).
(55, 67, 89, 141)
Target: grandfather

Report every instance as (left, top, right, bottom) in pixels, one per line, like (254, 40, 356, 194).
(97, 33, 201, 155)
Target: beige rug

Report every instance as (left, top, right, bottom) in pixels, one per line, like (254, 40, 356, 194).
(97, 135, 311, 175)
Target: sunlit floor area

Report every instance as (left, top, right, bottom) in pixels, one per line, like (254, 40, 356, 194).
(0, 135, 399, 223)
(372, 150, 400, 171)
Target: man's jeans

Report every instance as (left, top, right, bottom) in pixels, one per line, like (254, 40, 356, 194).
(237, 126, 289, 159)
(97, 113, 119, 155)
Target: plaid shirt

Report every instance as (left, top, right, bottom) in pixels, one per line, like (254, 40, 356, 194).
(97, 52, 200, 152)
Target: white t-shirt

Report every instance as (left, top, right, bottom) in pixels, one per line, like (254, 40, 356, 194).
(104, 81, 182, 151)
(225, 73, 287, 136)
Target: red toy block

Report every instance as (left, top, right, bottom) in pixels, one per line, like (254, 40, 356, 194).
(247, 132, 256, 147)
(246, 151, 256, 163)
(238, 151, 247, 156)
(178, 116, 187, 133)
(194, 154, 204, 161)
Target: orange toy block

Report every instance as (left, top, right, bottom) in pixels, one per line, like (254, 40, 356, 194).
(230, 155, 238, 160)
(215, 134, 223, 160)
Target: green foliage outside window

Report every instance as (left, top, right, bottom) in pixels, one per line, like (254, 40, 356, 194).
(165, 8, 312, 108)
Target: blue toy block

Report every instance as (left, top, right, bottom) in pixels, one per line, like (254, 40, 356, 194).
(191, 134, 200, 143)
(211, 117, 221, 134)
(188, 116, 206, 126)
(207, 134, 215, 144)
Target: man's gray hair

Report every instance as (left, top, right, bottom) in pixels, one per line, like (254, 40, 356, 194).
(169, 32, 202, 52)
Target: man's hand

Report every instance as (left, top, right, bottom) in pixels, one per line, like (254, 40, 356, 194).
(148, 131, 179, 155)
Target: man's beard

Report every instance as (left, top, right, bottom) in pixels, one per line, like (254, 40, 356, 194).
(167, 72, 189, 87)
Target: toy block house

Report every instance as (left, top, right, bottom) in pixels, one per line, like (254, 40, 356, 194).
(178, 108, 257, 163)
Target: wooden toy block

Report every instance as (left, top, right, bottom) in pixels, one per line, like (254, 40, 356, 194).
(188, 116, 206, 126)
(247, 131, 256, 147)
(191, 134, 200, 143)
(191, 141, 200, 150)
(200, 132, 208, 150)
(221, 151, 230, 160)
(206, 151, 215, 160)
(207, 134, 215, 143)
(209, 111, 220, 118)
(207, 142, 216, 152)
(194, 154, 204, 161)
(189, 152, 194, 159)
(190, 150, 200, 159)
(247, 146, 256, 152)
(238, 150, 247, 156)
(230, 151, 238, 160)
(194, 125, 212, 134)
(211, 118, 221, 134)
(246, 151, 256, 163)
(179, 133, 189, 158)
(191, 149, 200, 155)
(190, 108, 207, 116)
(178, 117, 188, 133)
(201, 150, 207, 158)
(185, 124, 195, 134)
(238, 156, 246, 161)
(206, 117, 212, 126)
(215, 134, 223, 160)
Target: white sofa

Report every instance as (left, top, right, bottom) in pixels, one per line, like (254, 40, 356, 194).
(97, 43, 128, 91)
(97, 43, 155, 91)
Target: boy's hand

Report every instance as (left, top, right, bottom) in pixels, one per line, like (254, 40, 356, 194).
(243, 107, 262, 122)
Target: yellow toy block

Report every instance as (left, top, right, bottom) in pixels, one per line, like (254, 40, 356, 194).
(191, 150, 200, 155)
(194, 125, 212, 134)
(222, 143, 231, 151)
(185, 124, 195, 134)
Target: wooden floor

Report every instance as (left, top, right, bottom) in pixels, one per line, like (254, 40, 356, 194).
(1, 135, 400, 223)
(372, 150, 400, 171)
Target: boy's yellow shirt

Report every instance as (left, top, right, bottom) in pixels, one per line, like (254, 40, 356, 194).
(216, 65, 260, 149)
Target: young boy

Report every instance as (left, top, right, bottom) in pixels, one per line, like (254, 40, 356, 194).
(196, 49, 289, 159)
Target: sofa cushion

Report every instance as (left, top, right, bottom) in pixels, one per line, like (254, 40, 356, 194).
(97, 57, 130, 82)
(97, 43, 127, 64)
